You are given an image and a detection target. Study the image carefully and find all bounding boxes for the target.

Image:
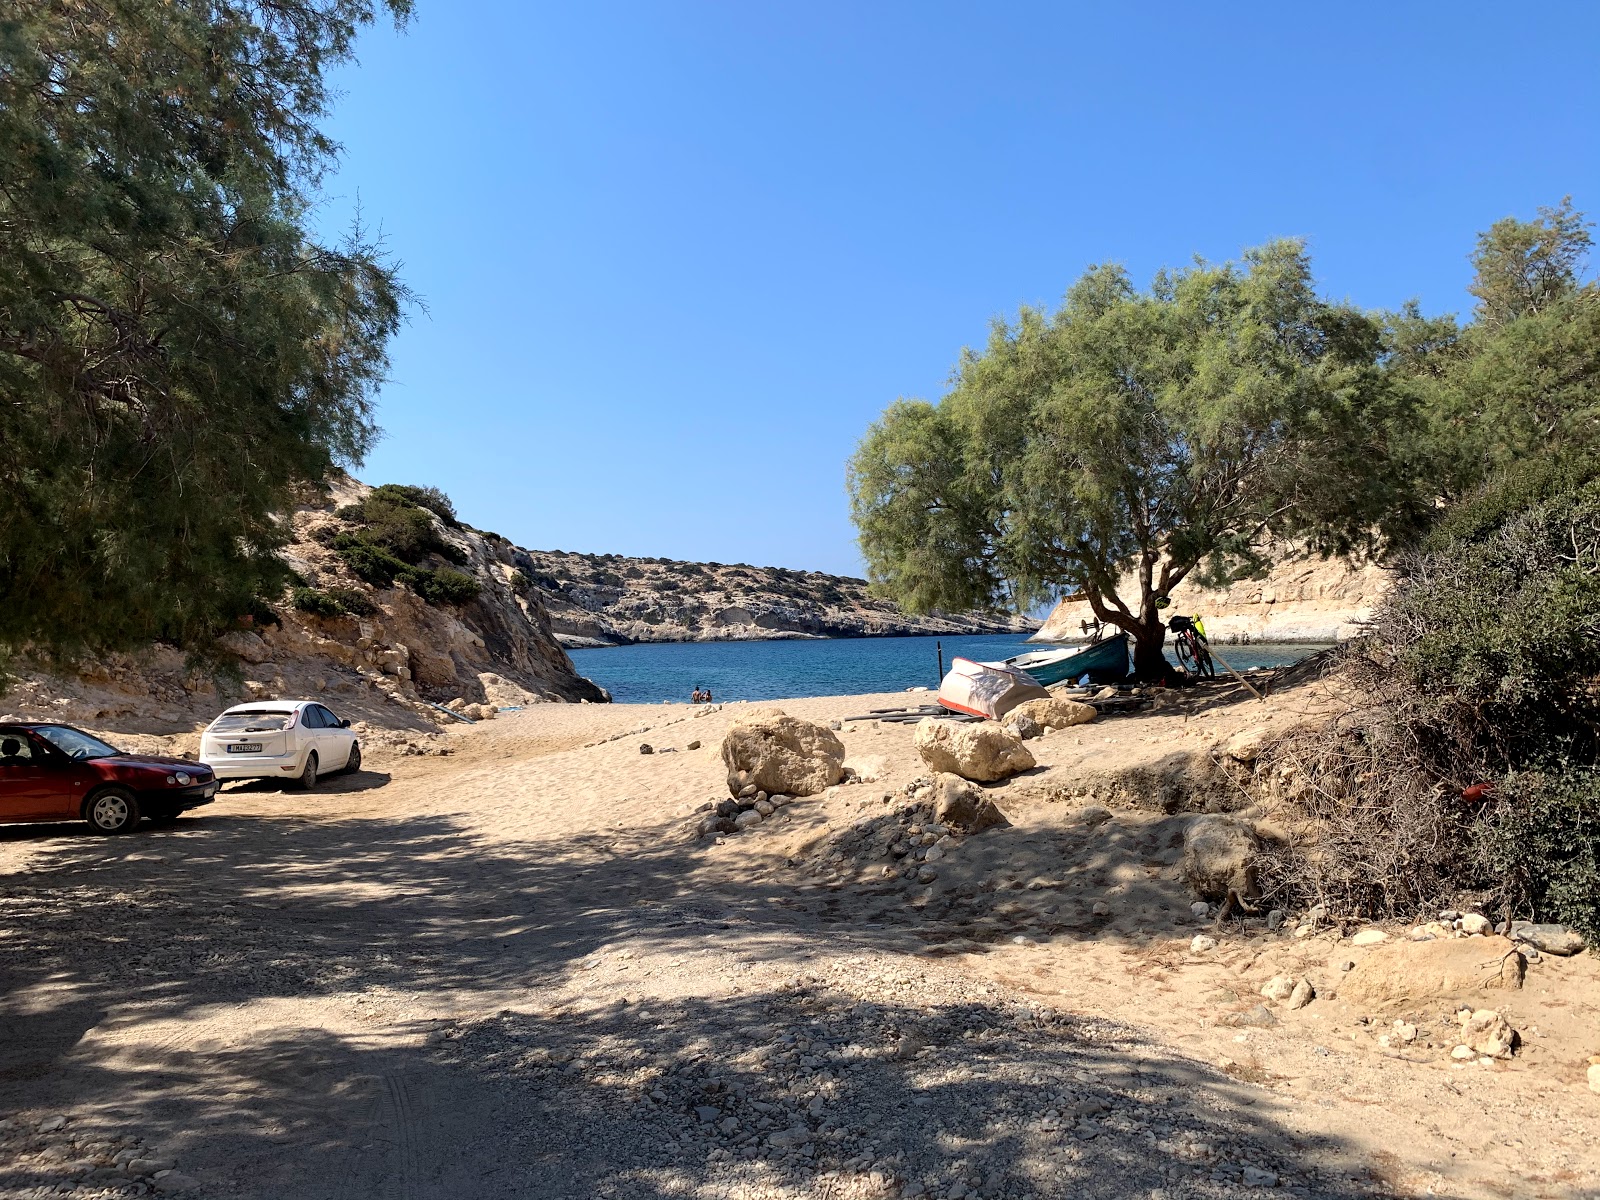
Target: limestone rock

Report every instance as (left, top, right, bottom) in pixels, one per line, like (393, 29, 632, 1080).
(1181, 814, 1260, 903)
(721, 708, 845, 798)
(1458, 1008, 1516, 1058)
(1339, 935, 1526, 1007)
(1005, 712, 1044, 740)
(930, 773, 1009, 834)
(1260, 975, 1296, 1003)
(1459, 913, 1492, 936)
(1287, 979, 1315, 1009)
(1003, 697, 1096, 733)
(1351, 929, 1389, 946)
(913, 719, 1035, 782)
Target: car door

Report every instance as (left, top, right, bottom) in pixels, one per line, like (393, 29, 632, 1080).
(314, 705, 354, 769)
(0, 731, 75, 822)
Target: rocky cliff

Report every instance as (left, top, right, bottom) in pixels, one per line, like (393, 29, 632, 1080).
(1033, 553, 1391, 644)
(1, 478, 608, 736)
(509, 550, 1038, 646)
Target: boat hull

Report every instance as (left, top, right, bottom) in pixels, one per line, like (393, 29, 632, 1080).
(1001, 633, 1130, 686)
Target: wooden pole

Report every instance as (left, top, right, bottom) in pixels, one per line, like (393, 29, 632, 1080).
(1205, 643, 1267, 703)
(936, 640, 944, 683)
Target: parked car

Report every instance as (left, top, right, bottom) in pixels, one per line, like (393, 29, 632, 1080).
(199, 701, 360, 790)
(0, 723, 218, 834)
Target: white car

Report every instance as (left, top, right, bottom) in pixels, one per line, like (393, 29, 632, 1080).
(200, 701, 360, 790)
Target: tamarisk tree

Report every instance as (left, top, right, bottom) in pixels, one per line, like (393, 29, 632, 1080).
(848, 241, 1408, 680)
(0, 1, 412, 666)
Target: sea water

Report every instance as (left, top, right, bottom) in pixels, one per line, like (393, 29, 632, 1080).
(568, 633, 1328, 705)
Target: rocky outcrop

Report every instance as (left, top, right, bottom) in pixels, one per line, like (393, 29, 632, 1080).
(2, 477, 607, 734)
(1339, 936, 1526, 1006)
(721, 708, 846, 798)
(1033, 553, 1392, 645)
(913, 719, 1036, 782)
(514, 550, 1038, 647)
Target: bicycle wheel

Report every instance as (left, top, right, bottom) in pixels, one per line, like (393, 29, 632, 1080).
(1174, 635, 1199, 674)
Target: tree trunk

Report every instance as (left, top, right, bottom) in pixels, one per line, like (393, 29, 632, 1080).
(1130, 619, 1172, 682)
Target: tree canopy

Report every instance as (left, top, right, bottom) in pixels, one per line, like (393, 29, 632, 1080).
(849, 240, 1409, 678)
(0, 0, 411, 668)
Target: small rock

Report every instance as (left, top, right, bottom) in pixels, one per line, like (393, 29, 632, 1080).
(686, 740, 702, 751)
(1092, 901, 1111, 917)
(1350, 929, 1388, 946)
(1439, 909, 1462, 921)
(1190, 934, 1217, 953)
(1392, 1020, 1418, 1043)
(733, 809, 764, 830)
(1450, 1045, 1476, 1061)
(1241, 1166, 1278, 1187)
(639, 744, 654, 755)
(917, 867, 938, 884)
(754, 799, 775, 816)
(1510, 922, 1586, 956)
(1223, 1004, 1278, 1029)
(1266, 909, 1286, 931)
(37, 1115, 66, 1132)
(1459, 913, 1492, 936)
(1190, 901, 1211, 919)
(128, 1159, 177, 1176)
(1287, 979, 1315, 1010)
(1260, 975, 1296, 1003)
(738, 783, 759, 799)
(696, 1105, 721, 1123)
(1458, 1008, 1516, 1058)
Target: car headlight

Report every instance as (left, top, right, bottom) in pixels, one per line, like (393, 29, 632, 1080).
(167, 771, 193, 786)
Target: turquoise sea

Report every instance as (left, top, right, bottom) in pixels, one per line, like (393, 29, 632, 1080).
(568, 633, 1329, 704)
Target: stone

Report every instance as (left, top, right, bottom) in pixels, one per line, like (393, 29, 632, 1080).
(738, 783, 759, 799)
(1260, 975, 1296, 1003)
(1190, 901, 1211, 919)
(754, 799, 775, 816)
(1392, 1020, 1418, 1043)
(1092, 900, 1111, 917)
(721, 709, 846, 797)
(1190, 934, 1217, 953)
(1241, 1167, 1278, 1188)
(36, 1115, 66, 1132)
(1459, 913, 1492, 936)
(1339, 935, 1526, 1007)
(639, 743, 654, 755)
(1005, 712, 1044, 740)
(686, 740, 701, 751)
(128, 1159, 176, 1175)
(696, 1105, 721, 1122)
(1003, 696, 1096, 733)
(913, 719, 1035, 782)
(1509, 922, 1586, 956)
(931, 773, 1009, 834)
(1458, 1008, 1516, 1058)
(1589, 1063, 1600, 1095)
(1222, 1004, 1278, 1028)
(733, 809, 764, 831)
(1181, 815, 1260, 904)
(1350, 929, 1388, 946)
(1267, 909, 1287, 931)
(1287, 979, 1315, 1010)
(1450, 1045, 1476, 1061)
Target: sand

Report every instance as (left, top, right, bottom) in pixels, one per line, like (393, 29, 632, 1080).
(0, 681, 1596, 1199)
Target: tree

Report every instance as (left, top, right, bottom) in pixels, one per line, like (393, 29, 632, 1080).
(0, 0, 412, 668)
(1393, 199, 1600, 501)
(849, 241, 1407, 679)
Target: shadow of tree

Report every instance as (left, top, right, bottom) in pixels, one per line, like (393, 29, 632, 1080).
(0, 807, 1450, 1198)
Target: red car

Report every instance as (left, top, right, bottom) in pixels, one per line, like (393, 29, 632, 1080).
(0, 723, 218, 834)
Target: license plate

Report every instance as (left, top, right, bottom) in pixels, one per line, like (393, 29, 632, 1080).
(227, 743, 262, 754)
(204, 784, 217, 797)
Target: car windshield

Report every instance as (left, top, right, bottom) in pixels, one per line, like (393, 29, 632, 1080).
(210, 710, 295, 734)
(34, 725, 121, 760)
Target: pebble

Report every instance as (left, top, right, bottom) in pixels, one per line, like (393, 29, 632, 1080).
(1266, 909, 1286, 930)
(37, 1115, 66, 1133)
(1190, 902, 1211, 919)
(1241, 1166, 1279, 1187)
(639, 744, 654, 755)
(1286, 980, 1314, 1010)
(734, 810, 764, 831)
(1093, 901, 1111, 917)
(1350, 929, 1388, 946)
(1260, 975, 1296, 1003)
(1190, 935, 1217, 953)
(686, 740, 702, 751)
(1459, 913, 1492, 936)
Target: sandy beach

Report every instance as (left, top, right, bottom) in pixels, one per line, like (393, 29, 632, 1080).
(1, 682, 1597, 1199)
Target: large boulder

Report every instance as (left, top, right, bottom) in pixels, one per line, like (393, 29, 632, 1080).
(1181, 814, 1261, 903)
(913, 719, 1035, 782)
(721, 708, 845, 798)
(931, 773, 1009, 834)
(1339, 936, 1526, 1007)
(1002, 697, 1097, 734)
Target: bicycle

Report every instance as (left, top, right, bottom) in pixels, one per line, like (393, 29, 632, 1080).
(1168, 613, 1216, 678)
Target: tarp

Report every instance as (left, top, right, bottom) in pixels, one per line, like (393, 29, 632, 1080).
(935, 657, 1050, 720)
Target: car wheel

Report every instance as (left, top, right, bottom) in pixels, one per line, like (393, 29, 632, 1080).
(344, 741, 361, 774)
(86, 787, 141, 835)
(294, 751, 319, 791)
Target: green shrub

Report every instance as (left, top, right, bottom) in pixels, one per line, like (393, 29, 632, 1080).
(332, 533, 412, 587)
(405, 567, 480, 606)
(291, 587, 346, 617)
(370, 483, 459, 526)
(326, 587, 377, 617)
(1476, 771, 1600, 943)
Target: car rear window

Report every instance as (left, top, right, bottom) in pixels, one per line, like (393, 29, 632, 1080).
(211, 710, 295, 734)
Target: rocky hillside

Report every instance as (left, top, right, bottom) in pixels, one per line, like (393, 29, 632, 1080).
(1034, 552, 1391, 644)
(1, 478, 608, 736)
(509, 550, 1038, 646)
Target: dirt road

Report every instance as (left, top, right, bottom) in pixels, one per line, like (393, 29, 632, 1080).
(1, 694, 1596, 1199)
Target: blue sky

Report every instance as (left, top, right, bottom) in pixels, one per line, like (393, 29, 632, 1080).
(317, 2, 1600, 577)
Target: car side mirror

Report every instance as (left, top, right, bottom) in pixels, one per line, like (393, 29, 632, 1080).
(340, 719, 351, 728)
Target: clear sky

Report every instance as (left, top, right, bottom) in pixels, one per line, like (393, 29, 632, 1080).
(316, 2, 1600, 577)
